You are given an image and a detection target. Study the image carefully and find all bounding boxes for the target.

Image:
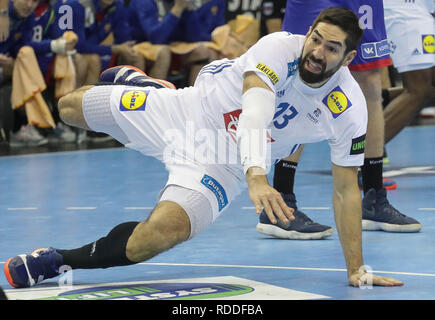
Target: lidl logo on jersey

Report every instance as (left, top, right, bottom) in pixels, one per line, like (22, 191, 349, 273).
(201, 174, 228, 212)
(256, 62, 279, 85)
(322, 86, 352, 118)
(287, 59, 299, 78)
(361, 39, 389, 59)
(120, 90, 148, 111)
(422, 35, 435, 54)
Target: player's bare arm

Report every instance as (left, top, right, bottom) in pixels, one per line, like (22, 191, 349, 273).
(331, 163, 403, 287)
(241, 72, 294, 224)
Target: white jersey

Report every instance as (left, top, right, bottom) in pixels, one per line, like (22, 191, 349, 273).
(83, 33, 367, 217)
(194, 32, 368, 169)
(383, 0, 434, 12)
(383, 0, 435, 73)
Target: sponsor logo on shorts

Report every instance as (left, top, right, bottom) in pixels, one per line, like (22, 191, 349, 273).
(322, 86, 352, 118)
(412, 48, 421, 56)
(350, 134, 366, 155)
(201, 174, 228, 212)
(362, 43, 376, 58)
(287, 59, 299, 78)
(256, 62, 279, 85)
(422, 34, 435, 54)
(361, 39, 390, 59)
(120, 90, 148, 111)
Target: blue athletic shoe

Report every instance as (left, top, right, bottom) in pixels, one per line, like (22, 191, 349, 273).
(99, 65, 176, 89)
(362, 188, 422, 232)
(4, 247, 63, 288)
(256, 193, 333, 240)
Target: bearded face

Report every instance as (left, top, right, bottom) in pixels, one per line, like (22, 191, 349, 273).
(298, 22, 355, 86)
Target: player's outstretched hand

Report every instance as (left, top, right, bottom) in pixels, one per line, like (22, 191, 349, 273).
(246, 167, 294, 224)
(348, 272, 404, 287)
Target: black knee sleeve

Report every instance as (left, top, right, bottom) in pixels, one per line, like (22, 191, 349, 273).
(58, 221, 140, 269)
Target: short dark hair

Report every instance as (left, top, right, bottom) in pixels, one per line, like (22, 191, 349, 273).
(311, 7, 364, 53)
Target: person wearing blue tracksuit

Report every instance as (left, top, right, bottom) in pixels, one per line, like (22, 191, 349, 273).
(126, 0, 225, 85)
(128, 0, 225, 44)
(63, 0, 137, 74)
(0, 0, 50, 146)
(0, 0, 36, 82)
(29, 0, 77, 80)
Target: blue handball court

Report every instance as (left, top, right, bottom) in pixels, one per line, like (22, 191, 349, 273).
(0, 118, 434, 301)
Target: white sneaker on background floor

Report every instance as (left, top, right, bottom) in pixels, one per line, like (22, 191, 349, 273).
(9, 125, 48, 147)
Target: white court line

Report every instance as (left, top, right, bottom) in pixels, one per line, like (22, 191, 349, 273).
(136, 262, 435, 278)
(0, 147, 125, 160)
(418, 208, 435, 211)
(7, 207, 38, 211)
(65, 207, 97, 210)
(0, 261, 434, 278)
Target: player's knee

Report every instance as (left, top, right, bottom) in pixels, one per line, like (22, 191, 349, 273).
(125, 202, 191, 261)
(83, 54, 102, 74)
(403, 70, 432, 99)
(58, 92, 76, 124)
(156, 45, 171, 64)
(403, 85, 428, 107)
(150, 202, 191, 245)
(84, 54, 101, 67)
(188, 45, 216, 64)
(58, 86, 92, 129)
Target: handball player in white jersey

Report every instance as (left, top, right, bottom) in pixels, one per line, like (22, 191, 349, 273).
(383, 0, 435, 142)
(4, 8, 403, 288)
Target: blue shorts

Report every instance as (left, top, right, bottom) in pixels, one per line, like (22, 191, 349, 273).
(282, 0, 392, 71)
